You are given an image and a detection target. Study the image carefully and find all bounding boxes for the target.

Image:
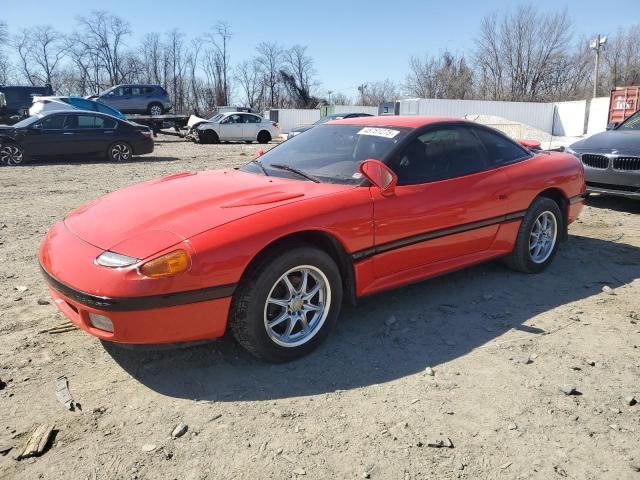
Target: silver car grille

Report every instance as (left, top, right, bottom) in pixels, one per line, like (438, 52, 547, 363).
(612, 156, 640, 171)
(581, 154, 609, 169)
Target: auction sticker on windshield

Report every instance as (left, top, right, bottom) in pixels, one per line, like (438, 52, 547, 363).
(357, 127, 400, 139)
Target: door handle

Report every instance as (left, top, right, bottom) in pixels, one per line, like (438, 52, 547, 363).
(104, 131, 114, 134)
(498, 194, 508, 200)
(63, 132, 74, 135)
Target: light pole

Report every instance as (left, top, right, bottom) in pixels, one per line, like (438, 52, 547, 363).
(327, 90, 332, 105)
(590, 34, 607, 98)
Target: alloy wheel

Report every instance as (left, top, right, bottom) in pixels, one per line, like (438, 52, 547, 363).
(529, 211, 557, 264)
(263, 265, 331, 348)
(110, 143, 131, 162)
(150, 105, 162, 116)
(0, 145, 24, 165)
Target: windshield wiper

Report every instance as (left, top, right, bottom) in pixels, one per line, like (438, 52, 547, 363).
(250, 159, 269, 176)
(269, 163, 320, 183)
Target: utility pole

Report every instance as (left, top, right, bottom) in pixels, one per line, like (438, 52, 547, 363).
(590, 34, 607, 98)
(327, 90, 332, 105)
(358, 84, 367, 105)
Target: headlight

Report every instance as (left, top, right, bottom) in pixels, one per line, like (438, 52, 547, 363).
(139, 249, 190, 278)
(96, 251, 140, 267)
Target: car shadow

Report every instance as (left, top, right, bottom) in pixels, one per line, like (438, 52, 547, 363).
(586, 194, 640, 214)
(103, 234, 640, 402)
(13, 155, 179, 166)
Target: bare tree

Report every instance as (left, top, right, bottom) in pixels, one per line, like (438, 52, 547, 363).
(361, 79, 398, 106)
(74, 11, 131, 88)
(203, 22, 232, 106)
(406, 51, 474, 99)
(235, 59, 262, 108)
(474, 6, 573, 101)
(280, 45, 317, 107)
(602, 25, 640, 93)
(331, 92, 351, 105)
(255, 42, 283, 108)
(0, 20, 11, 84)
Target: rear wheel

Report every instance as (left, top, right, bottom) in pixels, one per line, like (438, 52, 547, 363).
(199, 130, 219, 144)
(0, 143, 28, 166)
(148, 103, 164, 116)
(229, 246, 343, 362)
(108, 142, 132, 162)
(257, 130, 271, 144)
(504, 197, 562, 273)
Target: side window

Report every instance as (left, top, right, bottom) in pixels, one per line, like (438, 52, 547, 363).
(100, 117, 117, 129)
(473, 128, 530, 166)
(130, 86, 142, 96)
(391, 126, 489, 185)
(39, 115, 66, 129)
(112, 87, 124, 96)
(247, 115, 261, 123)
(77, 115, 103, 128)
(144, 86, 155, 95)
(224, 114, 241, 124)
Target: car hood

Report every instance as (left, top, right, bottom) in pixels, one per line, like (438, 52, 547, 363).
(64, 169, 353, 258)
(570, 130, 640, 154)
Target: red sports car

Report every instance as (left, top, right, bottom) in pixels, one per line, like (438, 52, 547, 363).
(39, 116, 585, 362)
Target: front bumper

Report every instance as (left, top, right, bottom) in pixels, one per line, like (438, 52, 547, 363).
(579, 152, 640, 198)
(39, 222, 234, 344)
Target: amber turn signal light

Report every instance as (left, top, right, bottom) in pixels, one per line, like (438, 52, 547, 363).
(140, 249, 190, 278)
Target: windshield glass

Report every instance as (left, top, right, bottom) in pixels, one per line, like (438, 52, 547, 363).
(241, 124, 410, 184)
(12, 115, 39, 128)
(618, 111, 640, 131)
(208, 113, 224, 122)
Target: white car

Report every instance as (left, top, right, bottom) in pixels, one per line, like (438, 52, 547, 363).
(189, 112, 279, 144)
(29, 96, 127, 120)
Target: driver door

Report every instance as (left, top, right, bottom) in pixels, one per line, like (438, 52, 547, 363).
(218, 114, 243, 140)
(370, 125, 511, 279)
(24, 113, 72, 157)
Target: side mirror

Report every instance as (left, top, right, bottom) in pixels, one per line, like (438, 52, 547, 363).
(359, 159, 397, 196)
(253, 149, 264, 160)
(606, 122, 619, 130)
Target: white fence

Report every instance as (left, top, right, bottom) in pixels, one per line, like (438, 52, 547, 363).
(265, 97, 611, 137)
(397, 97, 611, 137)
(264, 109, 320, 134)
(398, 98, 556, 134)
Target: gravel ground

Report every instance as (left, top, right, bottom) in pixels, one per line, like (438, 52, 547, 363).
(1, 136, 639, 480)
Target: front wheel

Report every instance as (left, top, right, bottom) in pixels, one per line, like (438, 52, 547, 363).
(229, 246, 343, 362)
(108, 142, 132, 162)
(0, 143, 28, 166)
(198, 130, 219, 144)
(504, 197, 562, 273)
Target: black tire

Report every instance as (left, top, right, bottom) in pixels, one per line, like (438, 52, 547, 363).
(257, 130, 271, 144)
(229, 246, 343, 362)
(0, 142, 29, 166)
(504, 197, 563, 273)
(107, 141, 133, 162)
(199, 130, 219, 144)
(148, 102, 164, 116)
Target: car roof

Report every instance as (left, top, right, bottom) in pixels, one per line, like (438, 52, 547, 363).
(327, 115, 461, 128)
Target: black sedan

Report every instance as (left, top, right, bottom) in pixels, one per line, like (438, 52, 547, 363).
(567, 110, 640, 199)
(0, 111, 154, 166)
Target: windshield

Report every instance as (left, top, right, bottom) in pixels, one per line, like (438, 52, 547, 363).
(208, 113, 224, 122)
(12, 116, 40, 128)
(241, 124, 410, 184)
(618, 111, 640, 131)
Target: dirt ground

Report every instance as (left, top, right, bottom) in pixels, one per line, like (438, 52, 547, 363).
(1, 136, 639, 480)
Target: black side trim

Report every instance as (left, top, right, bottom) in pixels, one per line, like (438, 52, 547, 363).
(569, 193, 586, 204)
(352, 211, 526, 261)
(40, 265, 236, 312)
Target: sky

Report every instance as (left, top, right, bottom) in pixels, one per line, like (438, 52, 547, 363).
(2, 0, 639, 100)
